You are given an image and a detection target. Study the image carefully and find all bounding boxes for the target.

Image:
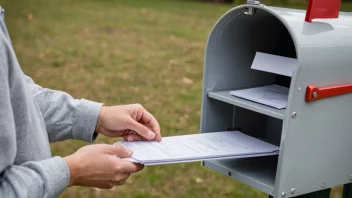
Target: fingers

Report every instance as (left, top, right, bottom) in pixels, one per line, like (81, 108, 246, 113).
(113, 173, 130, 184)
(115, 160, 144, 173)
(115, 180, 127, 186)
(105, 144, 133, 158)
(123, 134, 141, 142)
(126, 118, 157, 141)
(139, 110, 162, 142)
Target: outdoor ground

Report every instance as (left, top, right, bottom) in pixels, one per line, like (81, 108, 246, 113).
(2, 0, 352, 197)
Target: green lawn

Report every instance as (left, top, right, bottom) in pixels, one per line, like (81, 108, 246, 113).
(1, 0, 350, 197)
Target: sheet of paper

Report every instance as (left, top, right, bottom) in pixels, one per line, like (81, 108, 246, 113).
(251, 52, 298, 77)
(130, 153, 278, 166)
(115, 131, 279, 165)
(229, 84, 289, 109)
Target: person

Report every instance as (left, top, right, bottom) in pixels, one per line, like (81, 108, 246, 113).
(0, 6, 162, 197)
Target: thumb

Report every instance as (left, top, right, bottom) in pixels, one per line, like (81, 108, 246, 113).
(105, 144, 133, 158)
(126, 118, 156, 140)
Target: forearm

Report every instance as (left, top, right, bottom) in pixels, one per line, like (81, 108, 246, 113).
(25, 76, 103, 142)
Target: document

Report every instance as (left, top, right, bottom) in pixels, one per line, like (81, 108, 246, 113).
(251, 52, 298, 77)
(229, 84, 289, 109)
(115, 131, 279, 165)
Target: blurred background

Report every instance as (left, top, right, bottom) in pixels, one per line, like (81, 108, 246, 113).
(0, 0, 351, 197)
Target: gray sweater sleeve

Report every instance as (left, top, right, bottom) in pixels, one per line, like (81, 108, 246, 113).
(1, 5, 103, 143)
(24, 77, 104, 142)
(0, 32, 70, 197)
(0, 157, 70, 198)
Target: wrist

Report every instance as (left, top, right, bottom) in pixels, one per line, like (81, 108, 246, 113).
(96, 106, 107, 133)
(64, 154, 82, 187)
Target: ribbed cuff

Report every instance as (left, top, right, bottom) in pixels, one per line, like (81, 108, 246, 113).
(72, 99, 103, 142)
(26, 156, 70, 198)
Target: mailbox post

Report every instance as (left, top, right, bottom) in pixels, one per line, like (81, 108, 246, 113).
(199, 0, 352, 197)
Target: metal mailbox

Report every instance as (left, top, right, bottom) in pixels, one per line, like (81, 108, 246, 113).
(199, 1, 352, 197)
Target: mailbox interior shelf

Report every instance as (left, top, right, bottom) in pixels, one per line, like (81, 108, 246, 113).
(204, 156, 278, 196)
(208, 91, 285, 120)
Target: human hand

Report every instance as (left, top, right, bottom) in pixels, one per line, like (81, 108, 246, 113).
(96, 104, 161, 142)
(64, 144, 143, 189)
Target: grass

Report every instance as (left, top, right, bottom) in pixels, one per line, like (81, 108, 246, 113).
(1, 0, 351, 197)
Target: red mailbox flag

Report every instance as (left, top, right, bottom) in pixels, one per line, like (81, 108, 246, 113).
(305, 0, 341, 22)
